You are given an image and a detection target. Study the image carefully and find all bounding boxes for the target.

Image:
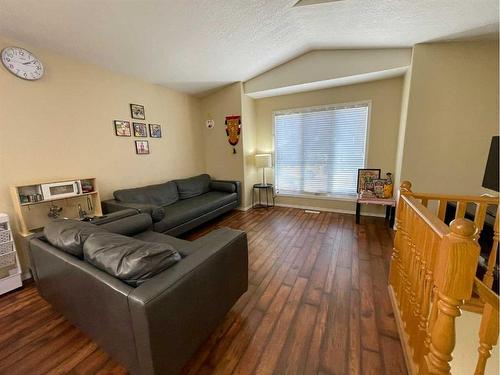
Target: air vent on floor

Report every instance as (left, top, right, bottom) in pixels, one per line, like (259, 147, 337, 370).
(293, 0, 345, 7)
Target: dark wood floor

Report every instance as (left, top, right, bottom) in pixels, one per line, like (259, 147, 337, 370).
(0, 207, 406, 375)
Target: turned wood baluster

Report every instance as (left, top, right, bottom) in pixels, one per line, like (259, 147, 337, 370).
(437, 199, 448, 221)
(483, 206, 499, 288)
(409, 217, 425, 350)
(455, 200, 467, 219)
(413, 224, 433, 362)
(474, 302, 499, 375)
(422, 219, 480, 375)
(390, 181, 412, 307)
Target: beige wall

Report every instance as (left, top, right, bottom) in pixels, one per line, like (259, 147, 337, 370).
(0, 36, 205, 269)
(255, 77, 404, 213)
(200, 83, 244, 185)
(240, 89, 259, 209)
(400, 41, 499, 195)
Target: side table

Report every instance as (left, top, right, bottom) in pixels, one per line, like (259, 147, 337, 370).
(356, 195, 396, 227)
(252, 183, 275, 209)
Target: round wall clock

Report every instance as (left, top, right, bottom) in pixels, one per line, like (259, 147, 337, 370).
(1, 46, 44, 81)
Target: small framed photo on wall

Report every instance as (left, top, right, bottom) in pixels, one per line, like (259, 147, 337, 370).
(135, 140, 150, 154)
(149, 124, 162, 138)
(133, 122, 147, 137)
(130, 103, 145, 120)
(114, 120, 131, 136)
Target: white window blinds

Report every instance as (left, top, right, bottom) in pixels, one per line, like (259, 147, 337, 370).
(274, 102, 369, 197)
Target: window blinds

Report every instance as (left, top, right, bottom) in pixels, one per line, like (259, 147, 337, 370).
(274, 103, 369, 197)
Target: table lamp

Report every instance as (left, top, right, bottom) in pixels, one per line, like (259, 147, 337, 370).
(255, 154, 272, 185)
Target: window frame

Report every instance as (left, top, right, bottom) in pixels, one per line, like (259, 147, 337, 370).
(272, 100, 372, 200)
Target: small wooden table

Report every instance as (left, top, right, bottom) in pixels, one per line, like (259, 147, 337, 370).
(356, 195, 396, 227)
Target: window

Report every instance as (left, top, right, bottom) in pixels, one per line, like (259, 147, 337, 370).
(274, 102, 369, 197)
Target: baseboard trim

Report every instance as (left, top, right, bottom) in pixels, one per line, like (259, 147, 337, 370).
(237, 205, 252, 212)
(274, 203, 386, 218)
(21, 272, 32, 281)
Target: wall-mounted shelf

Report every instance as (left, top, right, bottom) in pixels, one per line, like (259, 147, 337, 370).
(10, 178, 103, 237)
(18, 191, 99, 207)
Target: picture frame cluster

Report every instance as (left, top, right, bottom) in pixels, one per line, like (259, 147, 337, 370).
(114, 104, 162, 155)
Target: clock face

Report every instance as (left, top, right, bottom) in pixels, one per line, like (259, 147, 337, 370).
(1, 47, 44, 81)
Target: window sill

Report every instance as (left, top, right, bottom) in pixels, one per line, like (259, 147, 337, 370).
(276, 192, 357, 202)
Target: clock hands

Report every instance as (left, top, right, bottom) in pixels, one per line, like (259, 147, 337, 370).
(22, 60, 35, 65)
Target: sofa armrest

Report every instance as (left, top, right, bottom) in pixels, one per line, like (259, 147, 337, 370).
(211, 180, 241, 205)
(102, 199, 165, 223)
(128, 228, 248, 375)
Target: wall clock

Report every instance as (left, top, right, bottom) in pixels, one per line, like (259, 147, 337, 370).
(1, 46, 44, 81)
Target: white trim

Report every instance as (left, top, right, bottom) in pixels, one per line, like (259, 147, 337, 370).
(237, 205, 253, 212)
(276, 192, 357, 202)
(272, 100, 372, 116)
(22, 272, 32, 281)
(275, 203, 385, 218)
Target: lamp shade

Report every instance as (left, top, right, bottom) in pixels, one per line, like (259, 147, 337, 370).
(255, 153, 272, 168)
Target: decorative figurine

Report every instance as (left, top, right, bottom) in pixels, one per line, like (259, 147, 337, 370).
(48, 204, 63, 219)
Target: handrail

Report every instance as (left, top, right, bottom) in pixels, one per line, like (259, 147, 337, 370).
(402, 194, 450, 239)
(474, 277, 500, 311)
(408, 192, 499, 204)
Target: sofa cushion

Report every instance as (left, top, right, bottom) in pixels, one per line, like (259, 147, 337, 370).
(114, 181, 179, 206)
(154, 191, 238, 233)
(133, 230, 194, 257)
(44, 219, 106, 258)
(99, 213, 153, 236)
(173, 174, 211, 199)
(83, 232, 181, 286)
(211, 181, 236, 193)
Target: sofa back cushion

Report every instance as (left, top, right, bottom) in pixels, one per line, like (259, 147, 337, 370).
(83, 232, 181, 286)
(114, 181, 179, 206)
(173, 174, 211, 199)
(98, 213, 153, 236)
(44, 219, 106, 258)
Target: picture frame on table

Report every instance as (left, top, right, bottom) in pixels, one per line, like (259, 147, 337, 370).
(133, 122, 147, 137)
(373, 179, 387, 198)
(135, 140, 150, 154)
(357, 169, 381, 193)
(149, 124, 162, 138)
(130, 103, 145, 120)
(114, 120, 131, 137)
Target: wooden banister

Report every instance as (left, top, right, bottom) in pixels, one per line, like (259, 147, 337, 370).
(389, 182, 499, 375)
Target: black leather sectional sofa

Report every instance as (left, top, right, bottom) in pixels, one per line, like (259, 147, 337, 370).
(102, 174, 241, 236)
(28, 211, 248, 375)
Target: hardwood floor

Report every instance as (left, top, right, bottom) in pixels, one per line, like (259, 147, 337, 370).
(0, 207, 407, 374)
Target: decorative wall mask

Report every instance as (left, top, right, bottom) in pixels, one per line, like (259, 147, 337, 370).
(225, 115, 241, 154)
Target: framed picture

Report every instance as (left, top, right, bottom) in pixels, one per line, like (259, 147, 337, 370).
(357, 169, 381, 193)
(149, 124, 162, 138)
(130, 103, 145, 120)
(135, 140, 150, 154)
(373, 179, 386, 198)
(114, 120, 131, 136)
(133, 122, 147, 137)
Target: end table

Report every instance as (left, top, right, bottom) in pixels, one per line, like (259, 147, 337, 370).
(356, 195, 396, 227)
(252, 183, 275, 208)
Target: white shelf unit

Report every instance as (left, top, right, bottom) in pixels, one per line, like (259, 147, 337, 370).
(0, 213, 22, 295)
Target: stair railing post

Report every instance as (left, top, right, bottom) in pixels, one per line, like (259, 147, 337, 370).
(422, 218, 480, 375)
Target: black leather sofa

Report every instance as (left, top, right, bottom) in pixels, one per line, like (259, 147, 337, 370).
(102, 174, 241, 236)
(28, 212, 248, 375)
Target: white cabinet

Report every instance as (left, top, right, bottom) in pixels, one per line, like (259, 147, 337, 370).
(0, 213, 22, 295)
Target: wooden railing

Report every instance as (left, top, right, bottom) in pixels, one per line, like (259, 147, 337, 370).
(388, 181, 499, 374)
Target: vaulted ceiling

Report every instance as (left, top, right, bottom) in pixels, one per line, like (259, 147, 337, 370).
(0, 0, 498, 95)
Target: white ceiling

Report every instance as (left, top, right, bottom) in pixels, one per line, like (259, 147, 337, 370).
(0, 0, 498, 95)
